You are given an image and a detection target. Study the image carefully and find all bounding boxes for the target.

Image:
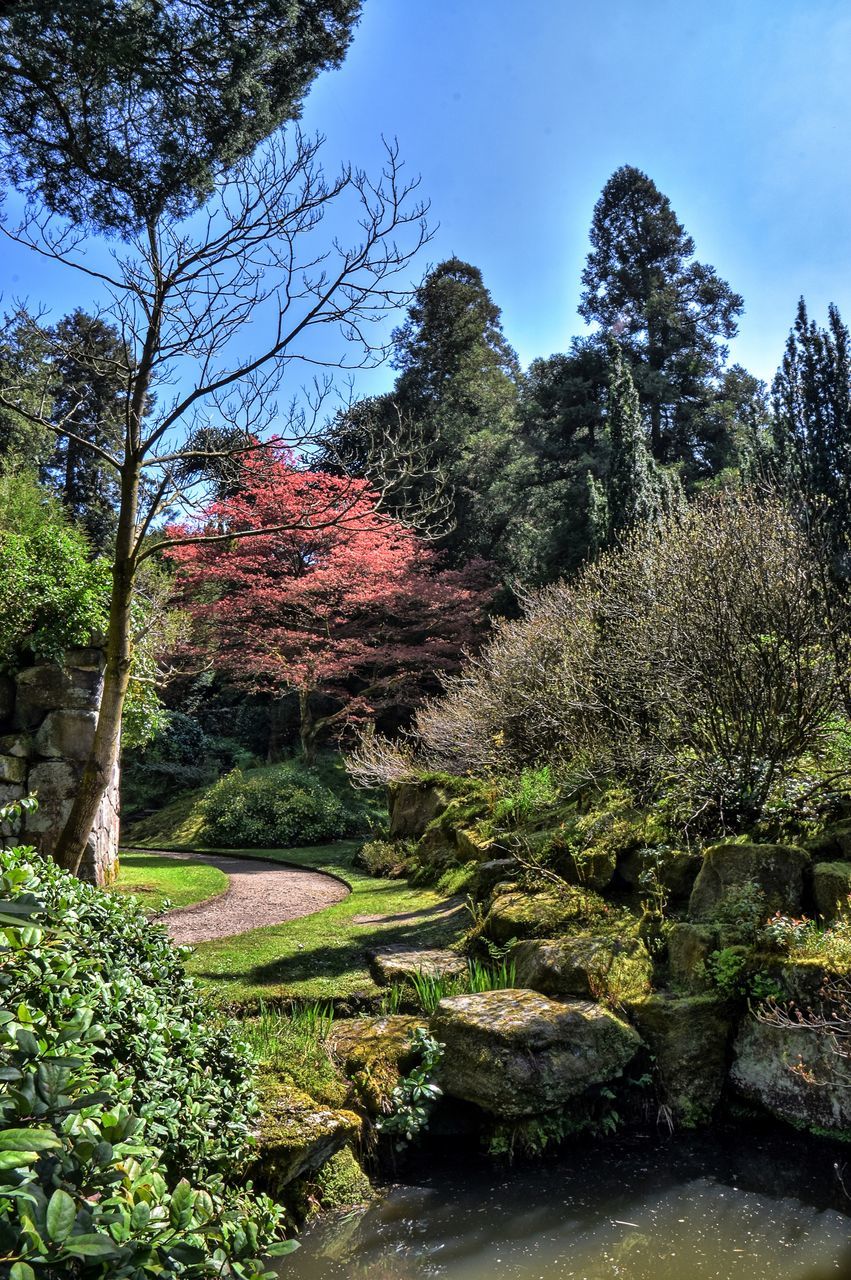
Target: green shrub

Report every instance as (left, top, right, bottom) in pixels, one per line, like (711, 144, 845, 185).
(200, 765, 360, 847)
(492, 767, 558, 827)
(0, 472, 109, 666)
(0, 838, 294, 1277)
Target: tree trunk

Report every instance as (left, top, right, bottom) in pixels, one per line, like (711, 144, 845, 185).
(298, 688, 318, 765)
(52, 463, 139, 876)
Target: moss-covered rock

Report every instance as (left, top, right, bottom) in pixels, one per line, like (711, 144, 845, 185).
(554, 843, 618, 890)
(254, 1078, 362, 1194)
(731, 1016, 851, 1138)
(328, 1015, 422, 1116)
(667, 923, 716, 992)
(388, 781, 453, 839)
(805, 820, 851, 864)
(618, 847, 703, 901)
(512, 934, 652, 1003)
(431, 989, 641, 1119)
(624, 993, 733, 1127)
(484, 886, 616, 945)
(471, 858, 517, 900)
(291, 1146, 374, 1219)
(689, 843, 810, 921)
(456, 828, 499, 860)
(811, 861, 851, 922)
(367, 946, 467, 986)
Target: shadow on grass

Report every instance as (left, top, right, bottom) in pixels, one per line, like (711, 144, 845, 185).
(193, 901, 466, 992)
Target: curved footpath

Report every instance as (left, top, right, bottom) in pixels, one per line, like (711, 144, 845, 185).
(128, 849, 349, 944)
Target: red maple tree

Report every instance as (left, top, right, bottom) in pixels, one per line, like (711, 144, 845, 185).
(168, 450, 494, 759)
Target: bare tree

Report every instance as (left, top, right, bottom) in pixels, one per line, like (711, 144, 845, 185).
(0, 130, 429, 874)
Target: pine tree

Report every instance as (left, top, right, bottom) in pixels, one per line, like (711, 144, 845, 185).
(318, 258, 527, 569)
(45, 311, 127, 550)
(772, 298, 851, 577)
(580, 165, 743, 472)
(0, 0, 362, 233)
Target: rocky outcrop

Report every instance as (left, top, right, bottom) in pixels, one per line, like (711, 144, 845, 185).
(625, 993, 733, 1126)
(0, 646, 118, 885)
(388, 781, 453, 839)
(618, 846, 702, 900)
(512, 934, 651, 1003)
(731, 1016, 851, 1138)
(367, 946, 467, 986)
(667, 923, 716, 991)
(430, 989, 640, 1119)
(689, 843, 810, 920)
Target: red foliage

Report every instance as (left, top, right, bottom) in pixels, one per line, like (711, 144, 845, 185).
(168, 450, 494, 752)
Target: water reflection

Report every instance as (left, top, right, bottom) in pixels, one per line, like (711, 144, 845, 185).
(279, 1130, 851, 1279)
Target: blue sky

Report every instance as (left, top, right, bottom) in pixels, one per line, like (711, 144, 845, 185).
(5, 0, 851, 401)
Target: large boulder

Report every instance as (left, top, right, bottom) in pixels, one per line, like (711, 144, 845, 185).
(472, 858, 517, 900)
(555, 843, 617, 891)
(689, 843, 809, 920)
(811, 862, 851, 922)
(625, 993, 733, 1126)
(367, 946, 467, 986)
(388, 781, 451, 839)
(731, 1017, 851, 1138)
(806, 820, 851, 863)
(431, 989, 640, 1119)
(512, 934, 652, 1003)
(484, 886, 611, 945)
(254, 1080, 361, 1193)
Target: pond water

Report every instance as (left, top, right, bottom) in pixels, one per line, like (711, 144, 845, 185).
(278, 1129, 851, 1280)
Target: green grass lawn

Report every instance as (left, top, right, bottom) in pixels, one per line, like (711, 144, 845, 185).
(113, 851, 229, 914)
(181, 842, 465, 1009)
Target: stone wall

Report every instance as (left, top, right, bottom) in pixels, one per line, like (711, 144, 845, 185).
(0, 646, 119, 886)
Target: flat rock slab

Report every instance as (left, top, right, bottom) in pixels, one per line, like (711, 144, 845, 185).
(127, 849, 349, 944)
(431, 988, 640, 1119)
(367, 945, 467, 985)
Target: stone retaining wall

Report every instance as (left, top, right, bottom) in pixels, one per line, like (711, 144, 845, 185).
(0, 646, 118, 885)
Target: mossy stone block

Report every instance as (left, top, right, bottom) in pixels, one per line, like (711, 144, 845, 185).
(431, 989, 641, 1119)
(811, 861, 851, 922)
(689, 843, 810, 920)
(625, 993, 733, 1127)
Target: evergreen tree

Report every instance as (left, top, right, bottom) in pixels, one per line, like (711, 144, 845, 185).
(0, 313, 54, 469)
(45, 310, 127, 550)
(772, 298, 851, 576)
(318, 258, 527, 569)
(0, 0, 362, 232)
(580, 165, 743, 472)
(605, 342, 661, 539)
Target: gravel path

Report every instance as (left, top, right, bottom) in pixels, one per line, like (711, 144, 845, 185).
(132, 849, 350, 944)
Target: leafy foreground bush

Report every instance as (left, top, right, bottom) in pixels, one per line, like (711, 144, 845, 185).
(201, 765, 360, 847)
(0, 841, 294, 1278)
